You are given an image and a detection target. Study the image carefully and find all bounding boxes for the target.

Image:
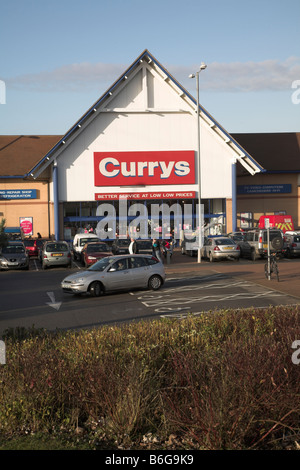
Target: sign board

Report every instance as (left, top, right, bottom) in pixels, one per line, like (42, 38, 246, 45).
(20, 217, 33, 236)
(94, 151, 195, 187)
(0, 189, 37, 199)
(95, 191, 196, 201)
(237, 184, 292, 195)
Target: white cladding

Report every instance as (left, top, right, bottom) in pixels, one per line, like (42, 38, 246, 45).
(54, 63, 234, 202)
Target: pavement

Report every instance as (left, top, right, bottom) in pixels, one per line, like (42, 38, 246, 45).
(163, 249, 300, 301)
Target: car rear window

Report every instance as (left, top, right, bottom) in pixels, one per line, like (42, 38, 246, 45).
(263, 231, 282, 242)
(215, 239, 235, 246)
(46, 243, 68, 252)
(24, 240, 35, 247)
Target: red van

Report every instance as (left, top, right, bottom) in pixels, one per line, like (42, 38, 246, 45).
(258, 215, 294, 233)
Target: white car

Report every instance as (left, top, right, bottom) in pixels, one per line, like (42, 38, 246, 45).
(61, 254, 166, 296)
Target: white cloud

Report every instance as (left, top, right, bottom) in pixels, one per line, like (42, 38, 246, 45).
(171, 57, 300, 92)
(5, 57, 300, 94)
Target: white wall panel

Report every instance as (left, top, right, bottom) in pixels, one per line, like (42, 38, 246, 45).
(55, 61, 237, 202)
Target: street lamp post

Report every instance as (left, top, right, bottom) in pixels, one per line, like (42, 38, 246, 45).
(189, 63, 207, 263)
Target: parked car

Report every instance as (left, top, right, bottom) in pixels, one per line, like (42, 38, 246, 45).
(81, 242, 111, 267)
(41, 240, 72, 269)
(181, 234, 199, 256)
(24, 238, 39, 257)
(72, 233, 100, 260)
(61, 254, 166, 296)
(238, 228, 284, 260)
(136, 239, 153, 254)
(201, 236, 240, 262)
(111, 238, 131, 255)
(37, 238, 54, 261)
(0, 241, 29, 270)
(227, 231, 245, 244)
(284, 231, 300, 258)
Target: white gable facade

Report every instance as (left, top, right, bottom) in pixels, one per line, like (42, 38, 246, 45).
(31, 50, 263, 240)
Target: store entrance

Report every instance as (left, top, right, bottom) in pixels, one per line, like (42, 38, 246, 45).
(63, 198, 226, 242)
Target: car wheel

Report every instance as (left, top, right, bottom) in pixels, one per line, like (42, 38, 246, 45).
(251, 249, 257, 261)
(209, 251, 214, 262)
(42, 263, 47, 270)
(89, 281, 103, 297)
(148, 275, 162, 290)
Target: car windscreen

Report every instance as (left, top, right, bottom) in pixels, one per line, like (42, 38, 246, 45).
(80, 238, 99, 246)
(2, 246, 25, 254)
(46, 243, 68, 252)
(87, 257, 112, 271)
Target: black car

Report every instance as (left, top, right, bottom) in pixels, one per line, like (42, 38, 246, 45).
(111, 238, 131, 255)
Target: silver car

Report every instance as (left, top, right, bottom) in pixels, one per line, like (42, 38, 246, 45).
(0, 241, 29, 270)
(41, 241, 72, 269)
(201, 236, 240, 262)
(61, 254, 166, 296)
(284, 231, 300, 258)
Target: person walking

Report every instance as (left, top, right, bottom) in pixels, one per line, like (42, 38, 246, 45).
(152, 238, 162, 262)
(129, 237, 137, 254)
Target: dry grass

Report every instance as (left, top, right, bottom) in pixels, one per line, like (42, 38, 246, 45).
(0, 305, 299, 450)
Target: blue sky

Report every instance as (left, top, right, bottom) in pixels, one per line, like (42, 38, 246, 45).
(1, 0, 299, 135)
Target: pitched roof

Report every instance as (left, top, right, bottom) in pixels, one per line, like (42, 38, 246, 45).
(233, 132, 300, 174)
(0, 135, 62, 177)
(25, 49, 264, 179)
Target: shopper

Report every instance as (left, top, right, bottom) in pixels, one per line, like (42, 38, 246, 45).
(152, 238, 162, 262)
(129, 237, 137, 254)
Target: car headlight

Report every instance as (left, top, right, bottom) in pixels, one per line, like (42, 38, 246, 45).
(71, 278, 85, 284)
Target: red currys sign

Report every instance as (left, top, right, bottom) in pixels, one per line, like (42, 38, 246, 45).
(94, 151, 195, 187)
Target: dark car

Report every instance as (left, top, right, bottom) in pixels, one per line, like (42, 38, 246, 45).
(111, 238, 131, 255)
(136, 239, 153, 254)
(0, 241, 29, 270)
(81, 242, 111, 267)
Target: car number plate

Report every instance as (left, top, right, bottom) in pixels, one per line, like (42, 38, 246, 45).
(8, 262, 19, 265)
(52, 253, 63, 256)
(224, 247, 233, 250)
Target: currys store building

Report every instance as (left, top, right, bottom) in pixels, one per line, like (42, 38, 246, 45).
(0, 50, 263, 241)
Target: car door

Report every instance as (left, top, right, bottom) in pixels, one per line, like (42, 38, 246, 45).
(104, 257, 131, 291)
(128, 256, 150, 288)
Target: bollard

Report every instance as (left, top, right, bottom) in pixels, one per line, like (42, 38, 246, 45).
(167, 250, 171, 265)
(0, 340, 6, 365)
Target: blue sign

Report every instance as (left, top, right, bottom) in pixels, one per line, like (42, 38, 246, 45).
(237, 184, 292, 195)
(0, 189, 37, 199)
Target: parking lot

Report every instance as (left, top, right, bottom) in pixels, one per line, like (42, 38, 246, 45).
(1, 248, 300, 335)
